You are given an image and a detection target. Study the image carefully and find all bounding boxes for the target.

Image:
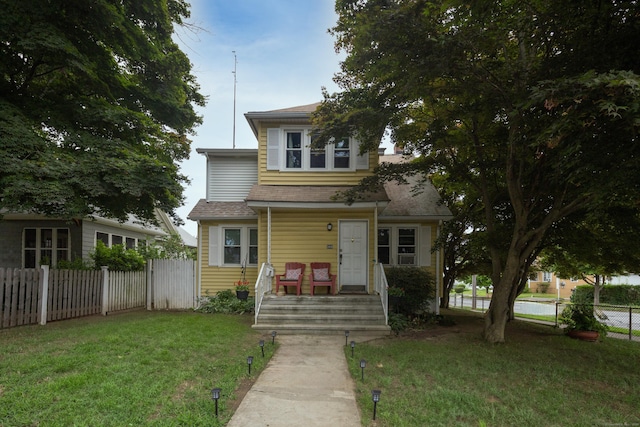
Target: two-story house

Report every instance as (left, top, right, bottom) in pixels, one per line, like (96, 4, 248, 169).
(188, 103, 452, 326)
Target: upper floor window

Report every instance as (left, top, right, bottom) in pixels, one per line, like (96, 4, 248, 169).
(23, 228, 69, 268)
(285, 131, 303, 168)
(266, 126, 368, 172)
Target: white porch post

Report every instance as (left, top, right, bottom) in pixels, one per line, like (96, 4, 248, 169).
(267, 205, 272, 264)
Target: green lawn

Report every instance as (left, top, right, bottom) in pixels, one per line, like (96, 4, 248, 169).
(0, 311, 274, 426)
(346, 310, 640, 426)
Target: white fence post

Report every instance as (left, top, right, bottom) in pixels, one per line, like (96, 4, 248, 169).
(101, 266, 109, 316)
(39, 265, 49, 325)
(146, 260, 153, 311)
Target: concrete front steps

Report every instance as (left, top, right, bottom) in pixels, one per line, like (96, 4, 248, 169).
(253, 294, 391, 336)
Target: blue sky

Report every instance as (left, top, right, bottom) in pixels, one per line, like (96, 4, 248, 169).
(174, 0, 344, 236)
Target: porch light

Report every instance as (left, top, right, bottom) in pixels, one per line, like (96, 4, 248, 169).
(211, 387, 221, 417)
(327, 222, 333, 231)
(350, 340, 356, 357)
(344, 330, 350, 346)
(259, 340, 265, 357)
(360, 359, 366, 381)
(372, 389, 381, 420)
(271, 330, 277, 344)
(247, 356, 254, 375)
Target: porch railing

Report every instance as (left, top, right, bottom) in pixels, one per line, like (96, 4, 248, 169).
(374, 263, 389, 325)
(254, 262, 274, 323)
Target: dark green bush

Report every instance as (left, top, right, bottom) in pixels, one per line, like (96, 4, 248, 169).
(385, 266, 435, 315)
(196, 289, 254, 314)
(573, 284, 640, 305)
(90, 241, 145, 271)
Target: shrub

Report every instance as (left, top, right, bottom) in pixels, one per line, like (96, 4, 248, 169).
(388, 313, 409, 335)
(385, 266, 435, 315)
(196, 289, 254, 314)
(454, 284, 466, 294)
(90, 241, 145, 271)
(574, 284, 640, 305)
(538, 282, 550, 293)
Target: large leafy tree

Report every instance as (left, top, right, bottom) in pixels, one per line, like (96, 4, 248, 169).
(0, 0, 205, 223)
(314, 0, 640, 342)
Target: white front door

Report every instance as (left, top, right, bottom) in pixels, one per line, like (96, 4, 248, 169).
(339, 221, 368, 288)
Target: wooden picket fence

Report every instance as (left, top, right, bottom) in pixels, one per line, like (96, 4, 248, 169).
(0, 260, 196, 329)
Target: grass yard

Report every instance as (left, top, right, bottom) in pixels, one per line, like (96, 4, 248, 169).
(0, 311, 274, 426)
(346, 310, 640, 427)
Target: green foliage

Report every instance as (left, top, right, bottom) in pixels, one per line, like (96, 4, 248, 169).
(538, 282, 551, 293)
(388, 313, 409, 336)
(195, 290, 254, 315)
(385, 267, 435, 315)
(316, 0, 640, 343)
(454, 284, 466, 294)
(90, 241, 145, 271)
(574, 285, 640, 306)
(137, 233, 196, 260)
(0, 0, 205, 223)
(560, 304, 608, 335)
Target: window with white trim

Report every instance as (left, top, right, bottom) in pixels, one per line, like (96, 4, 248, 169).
(95, 232, 138, 248)
(377, 226, 431, 267)
(543, 271, 552, 282)
(397, 228, 416, 265)
(266, 126, 368, 172)
(23, 228, 70, 268)
(210, 226, 258, 266)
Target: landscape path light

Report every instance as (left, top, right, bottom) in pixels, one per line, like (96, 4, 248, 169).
(360, 359, 366, 381)
(211, 387, 221, 418)
(247, 356, 254, 375)
(259, 339, 265, 357)
(344, 330, 350, 346)
(372, 389, 381, 420)
(350, 340, 356, 358)
(271, 330, 277, 344)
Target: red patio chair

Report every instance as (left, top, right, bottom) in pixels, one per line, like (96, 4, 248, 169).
(309, 262, 336, 296)
(275, 262, 305, 295)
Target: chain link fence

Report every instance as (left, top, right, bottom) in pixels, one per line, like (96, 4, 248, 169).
(448, 294, 640, 340)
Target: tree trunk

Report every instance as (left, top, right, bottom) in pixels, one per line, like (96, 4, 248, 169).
(593, 274, 602, 305)
(484, 252, 523, 342)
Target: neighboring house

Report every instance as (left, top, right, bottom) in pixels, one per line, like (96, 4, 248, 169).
(528, 271, 589, 298)
(188, 102, 453, 307)
(0, 209, 181, 268)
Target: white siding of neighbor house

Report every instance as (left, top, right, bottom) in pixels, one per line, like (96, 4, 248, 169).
(81, 221, 162, 259)
(207, 155, 258, 202)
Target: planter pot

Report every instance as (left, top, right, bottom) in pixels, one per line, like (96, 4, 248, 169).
(236, 290, 249, 301)
(567, 330, 599, 342)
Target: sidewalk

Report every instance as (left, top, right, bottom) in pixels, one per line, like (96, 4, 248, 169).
(226, 334, 363, 427)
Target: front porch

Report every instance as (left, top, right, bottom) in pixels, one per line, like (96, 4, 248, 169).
(252, 294, 391, 336)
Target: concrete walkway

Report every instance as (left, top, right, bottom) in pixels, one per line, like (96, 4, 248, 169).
(226, 335, 363, 427)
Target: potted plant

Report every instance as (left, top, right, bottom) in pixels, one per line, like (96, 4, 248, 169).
(559, 303, 608, 341)
(235, 261, 250, 300)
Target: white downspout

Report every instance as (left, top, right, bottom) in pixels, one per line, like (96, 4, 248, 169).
(197, 220, 202, 303)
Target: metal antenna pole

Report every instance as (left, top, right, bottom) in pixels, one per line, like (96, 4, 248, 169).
(232, 51, 237, 149)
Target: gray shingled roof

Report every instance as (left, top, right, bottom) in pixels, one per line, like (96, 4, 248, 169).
(245, 185, 389, 204)
(187, 200, 257, 221)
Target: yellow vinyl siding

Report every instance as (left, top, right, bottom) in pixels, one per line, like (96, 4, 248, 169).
(267, 209, 376, 294)
(256, 122, 377, 185)
(198, 220, 259, 296)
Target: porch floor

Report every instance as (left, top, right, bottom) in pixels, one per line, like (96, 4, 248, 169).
(253, 294, 391, 336)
